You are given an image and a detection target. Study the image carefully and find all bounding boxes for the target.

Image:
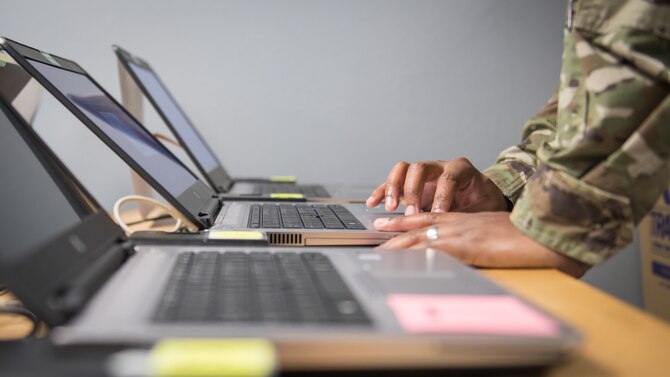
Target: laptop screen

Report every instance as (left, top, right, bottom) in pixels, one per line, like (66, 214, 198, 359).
(27, 58, 199, 200)
(125, 61, 220, 172)
(0, 103, 90, 263)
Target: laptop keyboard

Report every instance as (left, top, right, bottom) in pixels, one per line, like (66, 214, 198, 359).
(253, 183, 330, 198)
(248, 204, 366, 230)
(153, 251, 371, 324)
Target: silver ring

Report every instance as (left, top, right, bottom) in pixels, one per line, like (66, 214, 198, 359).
(425, 226, 439, 241)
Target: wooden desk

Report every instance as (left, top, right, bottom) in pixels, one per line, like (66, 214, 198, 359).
(2, 212, 670, 375)
(483, 269, 670, 376)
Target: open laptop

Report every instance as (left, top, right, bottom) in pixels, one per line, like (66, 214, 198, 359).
(1, 37, 398, 246)
(0, 96, 579, 370)
(114, 45, 373, 201)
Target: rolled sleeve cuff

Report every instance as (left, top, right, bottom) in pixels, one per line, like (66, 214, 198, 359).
(483, 162, 535, 204)
(509, 165, 635, 266)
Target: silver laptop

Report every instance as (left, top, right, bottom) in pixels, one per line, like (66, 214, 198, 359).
(0, 96, 579, 370)
(113, 45, 373, 201)
(1, 37, 399, 246)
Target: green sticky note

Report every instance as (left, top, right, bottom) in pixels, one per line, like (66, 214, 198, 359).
(208, 230, 265, 241)
(0, 54, 11, 67)
(270, 193, 304, 199)
(270, 175, 297, 183)
(41, 52, 60, 66)
(150, 339, 276, 377)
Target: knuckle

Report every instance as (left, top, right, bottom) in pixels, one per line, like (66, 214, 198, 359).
(434, 194, 450, 203)
(412, 161, 427, 170)
(404, 187, 421, 199)
(426, 212, 442, 222)
(394, 161, 409, 169)
(453, 157, 471, 165)
(439, 171, 458, 182)
(407, 229, 423, 243)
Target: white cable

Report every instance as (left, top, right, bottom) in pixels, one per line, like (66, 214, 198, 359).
(113, 195, 196, 234)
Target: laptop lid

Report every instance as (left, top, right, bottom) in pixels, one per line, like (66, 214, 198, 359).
(1, 37, 218, 230)
(113, 46, 234, 193)
(0, 94, 127, 326)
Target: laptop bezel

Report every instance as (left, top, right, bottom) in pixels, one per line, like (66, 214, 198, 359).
(0, 37, 214, 230)
(113, 45, 234, 193)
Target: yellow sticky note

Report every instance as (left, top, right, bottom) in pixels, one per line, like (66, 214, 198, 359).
(270, 193, 304, 199)
(151, 339, 275, 377)
(208, 230, 265, 240)
(269, 175, 297, 183)
(0, 53, 14, 65)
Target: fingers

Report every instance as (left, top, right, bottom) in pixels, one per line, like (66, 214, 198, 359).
(378, 227, 426, 249)
(403, 162, 429, 215)
(373, 212, 462, 231)
(384, 161, 410, 212)
(407, 240, 475, 266)
(366, 183, 386, 208)
(372, 158, 481, 214)
(430, 157, 476, 212)
(431, 171, 458, 213)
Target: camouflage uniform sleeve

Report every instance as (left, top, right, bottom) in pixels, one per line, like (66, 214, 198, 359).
(483, 89, 559, 204)
(510, 0, 670, 266)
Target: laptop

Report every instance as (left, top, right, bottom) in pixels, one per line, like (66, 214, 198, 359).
(113, 45, 374, 201)
(0, 37, 398, 246)
(0, 96, 579, 370)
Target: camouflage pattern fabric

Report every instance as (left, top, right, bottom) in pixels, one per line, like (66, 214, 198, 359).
(483, 0, 670, 266)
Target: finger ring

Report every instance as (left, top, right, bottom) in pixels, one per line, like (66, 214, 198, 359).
(425, 226, 439, 241)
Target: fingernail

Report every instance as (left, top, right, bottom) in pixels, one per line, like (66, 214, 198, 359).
(374, 218, 390, 227)
(385, 196, 393, 208)
(366, 196, 374, 206)
(406, 205, 416, 215)
(433, 207, 443, 213)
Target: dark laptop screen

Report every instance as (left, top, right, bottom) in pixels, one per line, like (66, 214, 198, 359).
(27, 59, 199, 199)
(0, 105, 85, 262)
(126, 61, 219, 172)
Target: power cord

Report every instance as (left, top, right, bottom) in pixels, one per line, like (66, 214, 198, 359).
(113, 195, 198, 234)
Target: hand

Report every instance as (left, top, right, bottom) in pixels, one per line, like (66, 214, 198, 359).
(374, 212, 590, 278)
(366, 158, 508, 215)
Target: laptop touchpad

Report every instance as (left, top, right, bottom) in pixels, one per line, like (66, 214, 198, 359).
(369, 273, 504, 295)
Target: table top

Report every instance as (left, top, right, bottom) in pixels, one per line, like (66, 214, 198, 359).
(483, 269, 670, 376)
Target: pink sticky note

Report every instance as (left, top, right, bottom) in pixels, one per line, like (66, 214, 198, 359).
(386, 294, 558, 337)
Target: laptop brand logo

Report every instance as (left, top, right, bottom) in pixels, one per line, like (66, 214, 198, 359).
(69, 235, 87, 254)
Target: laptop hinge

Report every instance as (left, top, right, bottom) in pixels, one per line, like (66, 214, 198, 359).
(51, 240, 131, 316)
(197, 196, 222, 227)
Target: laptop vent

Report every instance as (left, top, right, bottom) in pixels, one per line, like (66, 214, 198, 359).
(268, 233, 303, 246)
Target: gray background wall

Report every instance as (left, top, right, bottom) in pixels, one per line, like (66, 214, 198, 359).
(0, 0, 642, 307)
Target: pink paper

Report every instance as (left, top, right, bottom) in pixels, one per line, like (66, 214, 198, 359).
(386, 294, 558, 337)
